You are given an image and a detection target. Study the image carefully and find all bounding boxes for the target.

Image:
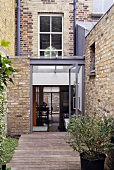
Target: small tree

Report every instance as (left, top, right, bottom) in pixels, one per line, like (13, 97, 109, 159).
(0, 40, 17, 168)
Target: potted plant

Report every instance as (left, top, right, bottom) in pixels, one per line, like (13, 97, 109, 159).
(67, 113, 114, 170)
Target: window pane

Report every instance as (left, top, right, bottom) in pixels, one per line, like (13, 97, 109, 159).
(93, 0, 102, 12)
(40, 34, 50, 49)
(58, 51, 62, 56)
(52, 34, 62, 49)
(52, 16, 62, 32)
(40, 16, 50, 32)
(40, 51, 45, 56)
(104, 0, 113, 12)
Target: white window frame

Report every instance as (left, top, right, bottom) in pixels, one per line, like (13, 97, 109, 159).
(38, 14, 63, 58)
(93, 0, 114, 14)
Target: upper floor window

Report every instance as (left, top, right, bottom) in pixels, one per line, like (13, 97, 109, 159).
(38, 14, 63, 57)
(93, 0, 114, 13)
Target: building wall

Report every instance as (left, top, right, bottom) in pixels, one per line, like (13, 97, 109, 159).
(18, 0, 96, 57)
(76, 0, 93, 21)
(85, 5, 114, 116)
(7, 57, 30, 135)
(0, 0, 15, 56)
(6, 0, 108, 135)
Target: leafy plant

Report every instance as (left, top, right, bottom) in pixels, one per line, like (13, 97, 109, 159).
(0, 41, 17, 92)
(2, 137, 18, 163)
(1, 40, 10, 47)
(67, 113, 114, 159)
(44, 46, 58, 57)
(0, 40, 18, 168)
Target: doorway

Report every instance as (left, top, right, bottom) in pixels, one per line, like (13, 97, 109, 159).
(33, 86, 60, 131)
(32, 85, 74, 132)
(32, 85, 79, 132)
(30, 58, 85, 133)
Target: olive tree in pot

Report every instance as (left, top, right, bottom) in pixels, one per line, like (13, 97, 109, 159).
(67, 113, 114, 170)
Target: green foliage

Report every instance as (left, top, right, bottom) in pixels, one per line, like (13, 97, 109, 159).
(2, 137, 18, 163)
(7, 168, 11, 170)
(67, 113, 114, 159)
(44, 46, 58, 57)
(1, 40, 10, 47)
(0, 40, 18, 92)
(0, 40, 18, 168)
(0, 137, 18, 170)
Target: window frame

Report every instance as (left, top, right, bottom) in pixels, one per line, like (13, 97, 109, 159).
(38, 14, 63, 57)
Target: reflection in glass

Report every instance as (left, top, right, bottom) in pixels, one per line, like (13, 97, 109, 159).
(40, 34, 50, 49)
(52, 34, 62, 49)
(40, 16, 50, 32)
(52, 16, 62, 32)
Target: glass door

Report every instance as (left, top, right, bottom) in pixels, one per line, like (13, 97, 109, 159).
(69, 64, 79, 117)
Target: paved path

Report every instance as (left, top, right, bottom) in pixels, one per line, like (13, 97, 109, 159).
(7, 132, 81, 170)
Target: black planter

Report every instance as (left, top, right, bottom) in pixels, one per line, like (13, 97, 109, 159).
(111, 136, 114, 143)
(80, 153, 106, 170)
(2, 164, 6, 170)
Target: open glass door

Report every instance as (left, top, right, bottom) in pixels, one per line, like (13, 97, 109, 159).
(69, 64, 79, 117)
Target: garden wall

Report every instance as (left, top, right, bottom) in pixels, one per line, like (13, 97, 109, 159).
(85, 5, 114, 116)
(7, 57, 30, 135)
(0, 0, 15, 56)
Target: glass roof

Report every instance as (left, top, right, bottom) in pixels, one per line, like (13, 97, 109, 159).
(33, 66, 76, 73)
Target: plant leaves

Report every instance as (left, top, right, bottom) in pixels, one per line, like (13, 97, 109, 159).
(1, 40, 10, 47)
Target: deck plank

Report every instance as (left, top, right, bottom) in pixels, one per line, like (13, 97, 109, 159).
(7, 132, 81, 170)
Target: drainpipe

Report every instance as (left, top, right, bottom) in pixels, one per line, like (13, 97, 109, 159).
(17, 0, 20, 56)
(74, 0, 76, 56)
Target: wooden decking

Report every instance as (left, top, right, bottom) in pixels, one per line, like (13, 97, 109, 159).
(7, 132, 81, 170)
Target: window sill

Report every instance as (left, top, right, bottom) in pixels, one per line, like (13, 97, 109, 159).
(91, 13, 103, 18)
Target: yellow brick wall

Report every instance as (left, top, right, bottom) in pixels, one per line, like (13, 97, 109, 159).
(85, 5, 114, 116)
(7, 57, 30, 135)
(0, 0, 15, 56)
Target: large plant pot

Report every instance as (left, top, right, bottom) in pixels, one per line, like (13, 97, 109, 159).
(105, 135, 114, 169)
(80, 153, 106, 170)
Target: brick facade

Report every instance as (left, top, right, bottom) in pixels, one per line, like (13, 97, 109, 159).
(6, 1, 114, 136)
(0, 0, 15, 56)
(17, 0, 96, 56)
(85, 5, 114, 116)
(7, 57, 30, 135)
(76, 0, 92, 21)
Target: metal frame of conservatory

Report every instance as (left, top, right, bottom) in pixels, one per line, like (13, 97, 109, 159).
(30, 57, 85, 133)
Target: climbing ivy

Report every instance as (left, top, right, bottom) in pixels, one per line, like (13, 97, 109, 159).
(0, 40, 17, 168)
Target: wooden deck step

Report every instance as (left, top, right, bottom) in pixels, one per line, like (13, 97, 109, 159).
(7, 132, 81, 170)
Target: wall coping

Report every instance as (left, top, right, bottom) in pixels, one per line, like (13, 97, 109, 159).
(9, 56, 30, 59)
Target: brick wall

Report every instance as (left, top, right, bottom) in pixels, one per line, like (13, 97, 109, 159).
(76, 0, 93, 21)
(85, 5, 114, 116)
(7, 57, 30, 136)
(17, 0, 95, 56)
(0, 0, 15, 56)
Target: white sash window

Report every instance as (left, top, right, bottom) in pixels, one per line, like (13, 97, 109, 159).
(38, 14, 63, 58)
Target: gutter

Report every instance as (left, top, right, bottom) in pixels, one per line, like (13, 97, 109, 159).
(17, 0, 20, 56)
(74, 0, 76, 56)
